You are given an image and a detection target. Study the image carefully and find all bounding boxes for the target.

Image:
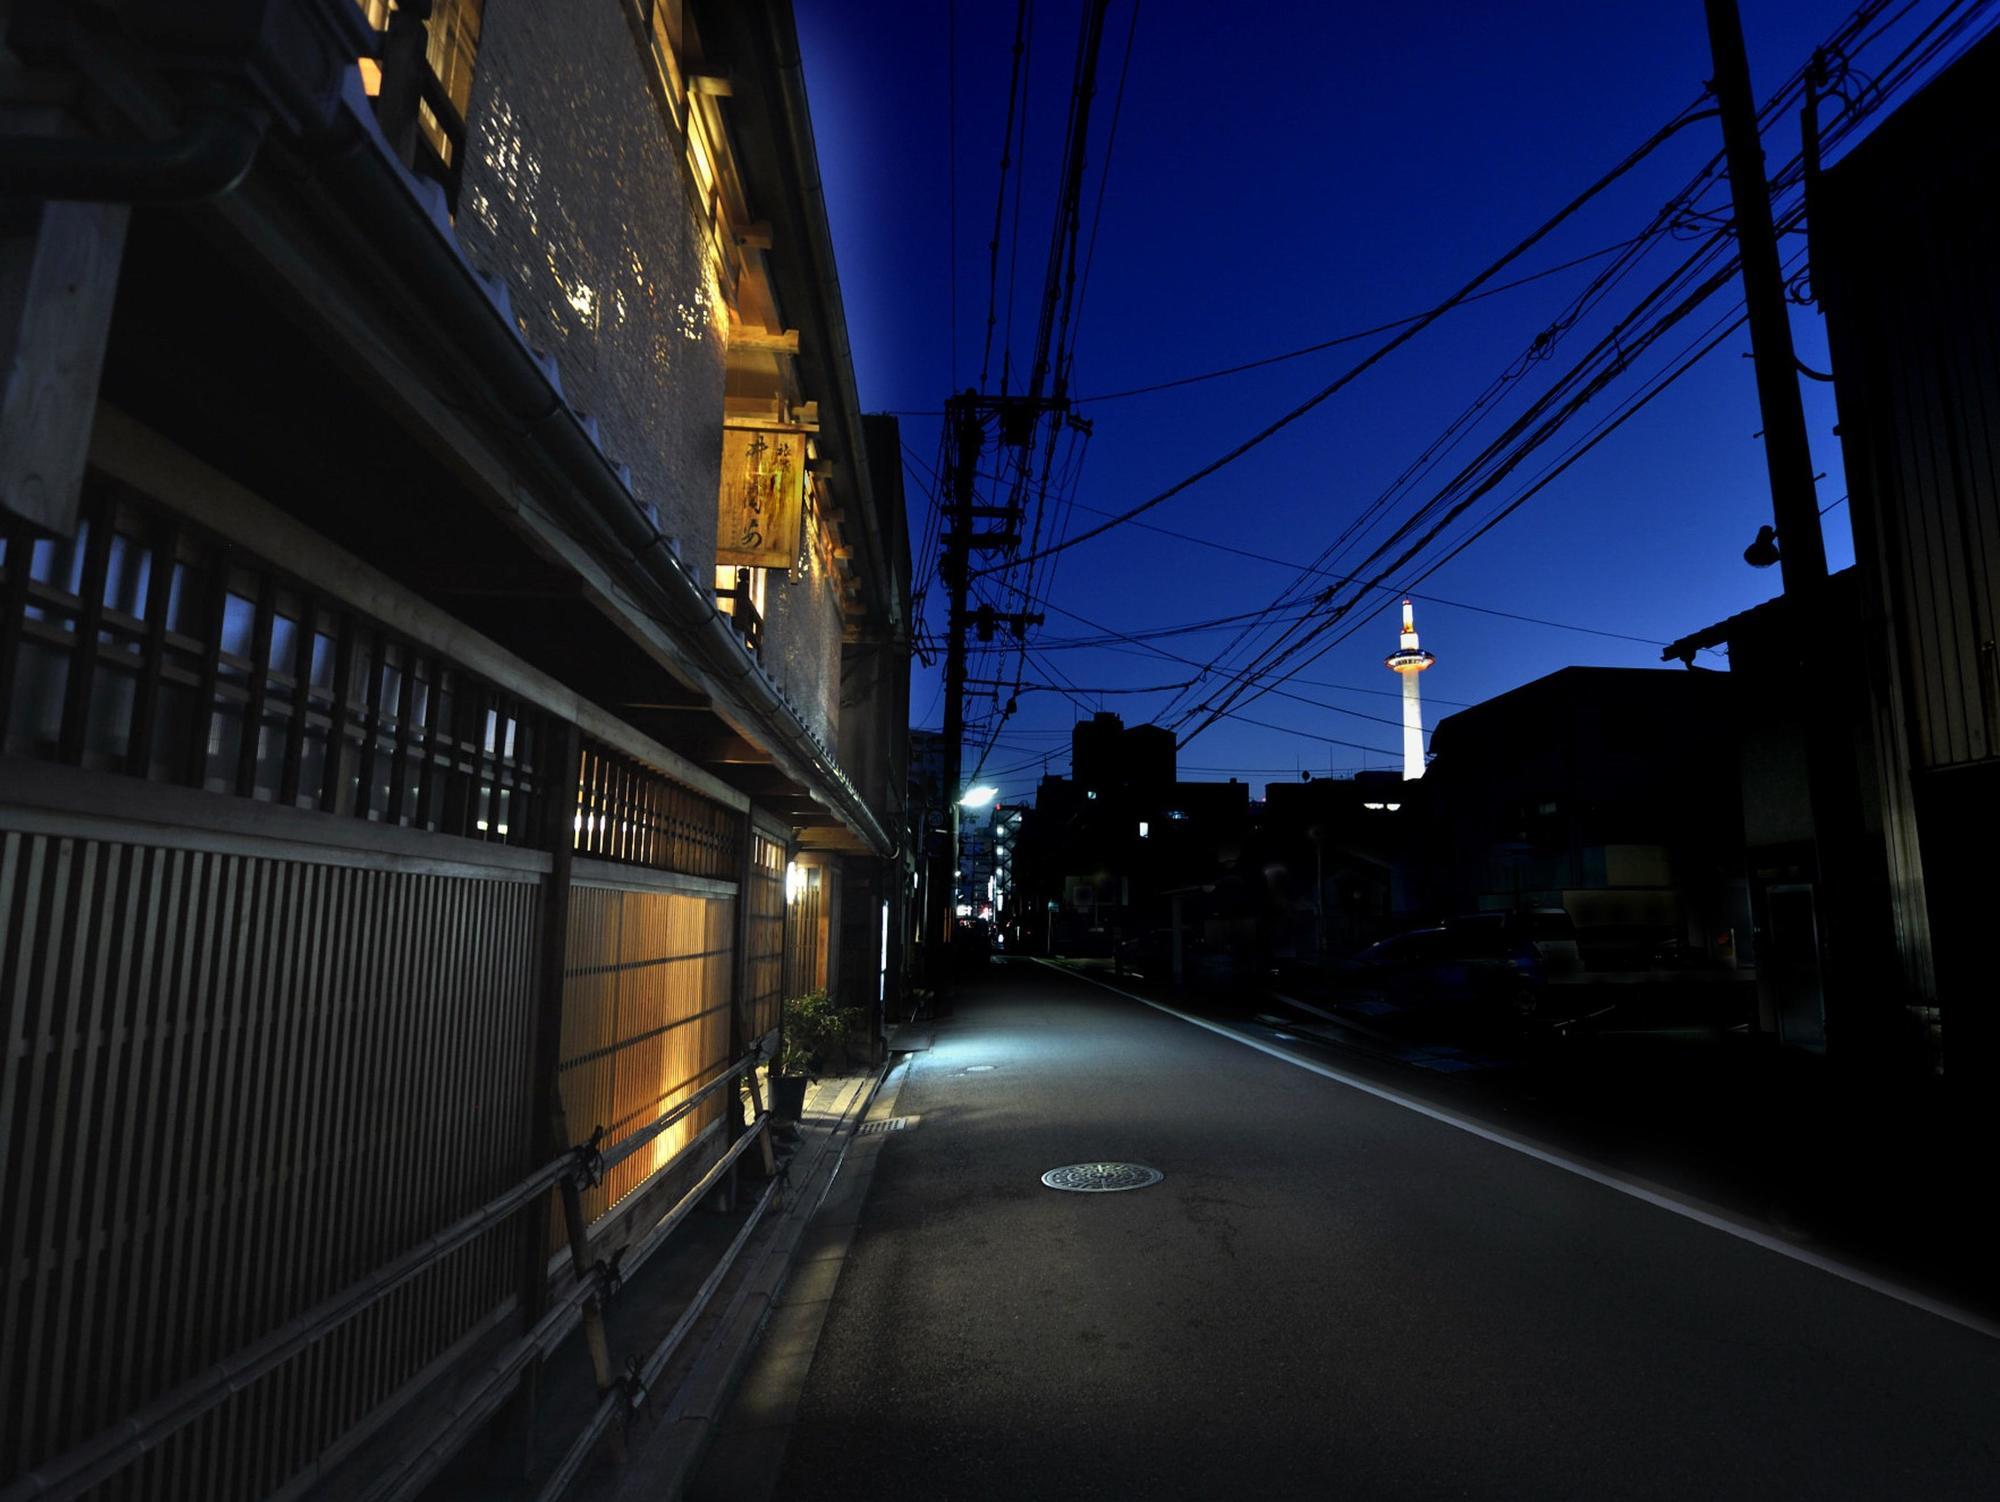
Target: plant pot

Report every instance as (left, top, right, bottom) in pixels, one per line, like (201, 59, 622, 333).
(771, 1073, 809, 1122)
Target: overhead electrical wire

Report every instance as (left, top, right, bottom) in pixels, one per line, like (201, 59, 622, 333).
(978, 0, 1032, 393)
(973, 92, 1725, 580)
(1170, 0, 1991, 747)
(1120, 0, 1952, 733)
(1068, 233, 1653, 405)
(941, 0, 1991, 789)
(1168, 0, 1944, 740)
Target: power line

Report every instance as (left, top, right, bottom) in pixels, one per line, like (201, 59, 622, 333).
(1070, 234, 1651, 404)
(978, 1, 1032, 392)
(947, 0, 959, 387)
(1053, 497, 1686, 648)
(1143, 2, 1931, 731)
(1166, 0, 1973, 745)
(966, 678, 1189, 695)
(973, 96, 1720, 580)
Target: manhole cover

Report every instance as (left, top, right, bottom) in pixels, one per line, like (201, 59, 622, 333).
(1040, 1162, 1164, 1193)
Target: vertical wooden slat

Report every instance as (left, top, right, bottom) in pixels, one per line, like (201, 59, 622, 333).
(319, 610, 359, 814)
(41, 841, 115, 1456)
(278, 596, 318, 806)
(352, 634, 390, 822)
(123, 518, 178, 779)
(55, 504, 113, 765)
(183, 551, 233, 788)
(2, 833, 57, 1452)
(413, 657, 442, 829)
(385, 644, 418, 824)
(0, 515, 37, 747)
(234, 576, 277, 797)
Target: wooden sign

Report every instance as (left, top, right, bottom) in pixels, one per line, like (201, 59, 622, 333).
(716, 425, 806, 569)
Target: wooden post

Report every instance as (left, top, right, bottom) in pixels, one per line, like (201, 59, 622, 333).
(724, 807, 776, 1184)
(373, 0, 433, 172)
(512, 719, 581, 1454)
(0, 199, 129, 534)
(558, 1170, 624, 1461)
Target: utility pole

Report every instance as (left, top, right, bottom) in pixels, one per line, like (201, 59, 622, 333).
(1703, 1, 1895, 1062)
(929, 392, 1052, 992)
(1702, 0, 1827, 591)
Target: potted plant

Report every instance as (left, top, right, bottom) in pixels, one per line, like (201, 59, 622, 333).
(771, 989, 855, 1121)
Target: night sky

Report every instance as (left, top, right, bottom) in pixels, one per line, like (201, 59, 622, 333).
(793, 1, 1982, 801)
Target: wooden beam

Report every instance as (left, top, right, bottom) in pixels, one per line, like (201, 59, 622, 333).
(721, 411, 819, 435)
(618, 698, 713, 713)
(691, 731, 774, 765)
(689, 73, 734, 96)
(723, 765, 812, 798)
(735, 221, 773, 250)
(1, 200, 129, 533)
(727, 324, 800, 357)
(798, 828, 873, 854)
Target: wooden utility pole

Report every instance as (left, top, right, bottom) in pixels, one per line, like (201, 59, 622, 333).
(929, 394, 1048, 992)
(1702, 0, 1827, 591)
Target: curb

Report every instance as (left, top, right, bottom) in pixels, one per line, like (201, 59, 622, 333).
(600, 1059, 898, 1502)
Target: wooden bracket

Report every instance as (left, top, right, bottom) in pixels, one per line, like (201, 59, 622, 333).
(727, 323, 800, 356)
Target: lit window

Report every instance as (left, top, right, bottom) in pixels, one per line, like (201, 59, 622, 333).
(1138, 821, 1149, 838)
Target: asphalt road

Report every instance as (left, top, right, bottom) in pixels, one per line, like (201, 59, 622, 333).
(770, 960, 2000, 1500)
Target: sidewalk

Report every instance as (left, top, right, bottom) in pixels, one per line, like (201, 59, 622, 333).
(408, 1067, 885, 1502)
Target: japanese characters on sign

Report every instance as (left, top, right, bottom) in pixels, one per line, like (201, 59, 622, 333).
(716, 424, 806, 569)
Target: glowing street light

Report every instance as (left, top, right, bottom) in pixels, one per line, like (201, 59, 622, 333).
(957, 785, 999, 809)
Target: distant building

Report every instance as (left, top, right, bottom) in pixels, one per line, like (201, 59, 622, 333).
(1013, 712, 1251, 957)
(1256, 769, 1410, 960)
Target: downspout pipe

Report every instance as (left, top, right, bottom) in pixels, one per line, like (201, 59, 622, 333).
(303, 88, 892, 855)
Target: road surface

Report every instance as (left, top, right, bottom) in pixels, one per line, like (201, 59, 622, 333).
(739, 961, 2000, 1499)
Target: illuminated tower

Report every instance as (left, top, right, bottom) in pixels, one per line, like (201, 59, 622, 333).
(1384, 599, 1435, 780)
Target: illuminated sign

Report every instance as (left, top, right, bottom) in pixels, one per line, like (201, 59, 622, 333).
(716, 425, 806, 569)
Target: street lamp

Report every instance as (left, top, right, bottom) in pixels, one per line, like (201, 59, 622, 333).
(957, 784, 999, 809)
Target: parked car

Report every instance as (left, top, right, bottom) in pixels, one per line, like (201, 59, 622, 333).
(1335, 928, 1481, 1010)
(1444, 908, 1583, 980)
(1337, 911, 1579, 1028)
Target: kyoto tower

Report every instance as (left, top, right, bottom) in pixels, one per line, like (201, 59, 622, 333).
(1384, 599, 1435, 780)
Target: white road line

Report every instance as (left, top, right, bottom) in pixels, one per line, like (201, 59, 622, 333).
(1039, 960, 2000, 1343)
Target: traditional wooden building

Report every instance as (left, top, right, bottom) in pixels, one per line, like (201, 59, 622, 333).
(0, 1, 906, 1496)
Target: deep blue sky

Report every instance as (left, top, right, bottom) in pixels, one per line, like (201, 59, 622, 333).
(794, 1, 1976, 801)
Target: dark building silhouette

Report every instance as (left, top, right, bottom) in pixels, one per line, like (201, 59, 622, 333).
(1013, 713, 1251, 961)
(1254, 771, 1408, 963)
(1810, 28, 2000, 1087)
(1411, 667, 1749, 979)
(1662, 30, 2000, 1078)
